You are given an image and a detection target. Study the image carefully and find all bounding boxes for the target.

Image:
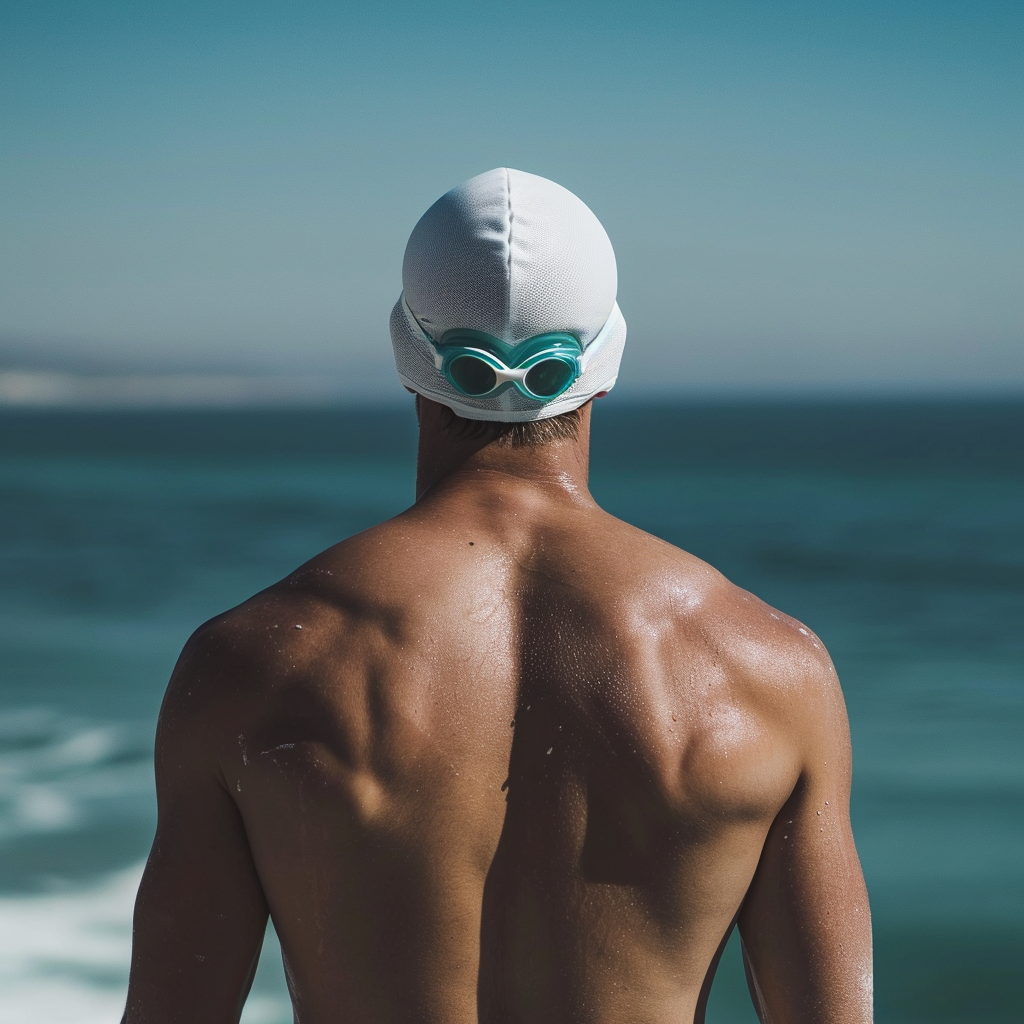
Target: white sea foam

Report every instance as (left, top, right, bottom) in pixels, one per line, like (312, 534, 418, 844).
(0, 864, 290, 1024)
(0, 707, 291, 1022)
(0, 865, 137, 1023)
(0, 710, 143, 1022)
(0, 709, 151, 843)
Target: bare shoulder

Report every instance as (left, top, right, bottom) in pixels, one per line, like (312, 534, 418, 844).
(157, 519, 411, 737)
(600, 511, 844, 729)
(669, 544, 849, 769)
(155, 555, 350, 753)
(704, 571, 840, 705)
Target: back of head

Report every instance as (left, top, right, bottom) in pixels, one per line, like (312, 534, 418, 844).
(391, 168, 626, 424)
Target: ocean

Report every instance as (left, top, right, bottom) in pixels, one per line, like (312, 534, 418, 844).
(1, 399, 1021, 1023)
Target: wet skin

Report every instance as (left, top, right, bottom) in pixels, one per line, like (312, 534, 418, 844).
(123, 399, 872, 1023)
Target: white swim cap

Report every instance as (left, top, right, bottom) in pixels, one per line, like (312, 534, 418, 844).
(390, 167, 626, 422)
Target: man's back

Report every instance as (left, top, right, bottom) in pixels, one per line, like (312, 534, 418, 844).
(124, 169, 870, 1023)
(128, 461, 868, 1023)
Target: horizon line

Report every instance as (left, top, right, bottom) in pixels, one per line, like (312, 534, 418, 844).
(0, 368, 1021, 411)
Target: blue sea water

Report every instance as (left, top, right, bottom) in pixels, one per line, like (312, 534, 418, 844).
(0, 400, 1021, 1023)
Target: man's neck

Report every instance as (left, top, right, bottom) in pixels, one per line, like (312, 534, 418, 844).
(413, 397, 593, 504)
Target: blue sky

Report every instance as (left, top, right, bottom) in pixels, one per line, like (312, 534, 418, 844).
(1, 0, 1021, 398)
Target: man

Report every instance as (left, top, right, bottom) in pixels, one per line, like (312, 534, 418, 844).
(123, 168, 872, 1023)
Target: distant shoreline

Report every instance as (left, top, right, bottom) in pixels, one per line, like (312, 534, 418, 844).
(1, 368, 1021, 412)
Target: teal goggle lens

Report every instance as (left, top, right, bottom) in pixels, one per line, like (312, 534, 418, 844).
(448, 355, 499, 397)
(523, 359, 575, 398)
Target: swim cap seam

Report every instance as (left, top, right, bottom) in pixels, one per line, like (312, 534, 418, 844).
(505, 168, 514, 342)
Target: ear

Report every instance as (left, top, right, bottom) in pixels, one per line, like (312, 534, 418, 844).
(595, 391, 610, 399)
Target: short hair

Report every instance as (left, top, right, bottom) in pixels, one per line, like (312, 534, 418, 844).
(421, 397, 582, 448)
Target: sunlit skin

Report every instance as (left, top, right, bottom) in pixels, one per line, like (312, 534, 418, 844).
(123, 396, 872, 1023)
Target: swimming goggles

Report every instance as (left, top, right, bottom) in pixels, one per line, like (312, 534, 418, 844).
(424, 328, 584, 401)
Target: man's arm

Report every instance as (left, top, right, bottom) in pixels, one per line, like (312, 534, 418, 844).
(738, 643, 873, 1024)
(123, 626, 270, 1024)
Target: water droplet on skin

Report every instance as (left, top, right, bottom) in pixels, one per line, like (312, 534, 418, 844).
(825, 801, 829, 806)
(526, 705, 531, 711)
(546, 747, 553, 755)
(294, 624, 303, 630)
(510, 720, 516, 728)
(236, 780, 242, 792)
(671, 714, 677, 721)
(817, 810, 821, 815)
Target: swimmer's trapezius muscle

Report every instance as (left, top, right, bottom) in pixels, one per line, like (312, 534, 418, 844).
(123, 169, 872, 1024)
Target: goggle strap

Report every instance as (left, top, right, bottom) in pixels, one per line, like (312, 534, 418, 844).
(579, 303, 619, 371)
(403, 294, 619, 390)
(404, 293, 617, 368)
